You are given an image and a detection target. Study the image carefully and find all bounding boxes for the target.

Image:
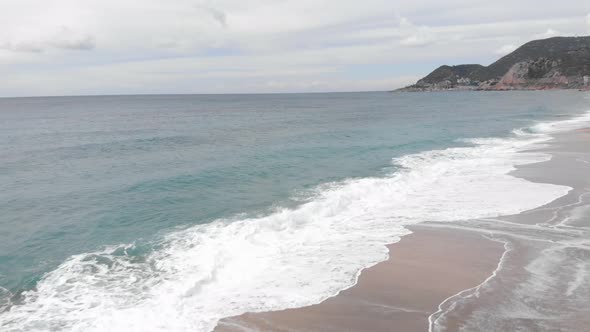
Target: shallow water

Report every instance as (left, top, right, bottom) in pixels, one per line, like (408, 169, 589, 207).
(428, 131, 590, 332)
(0, 91, 588, 331)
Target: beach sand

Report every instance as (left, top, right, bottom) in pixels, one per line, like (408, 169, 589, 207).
(215, 129, 590, 332)
(216, 227, 503, 332)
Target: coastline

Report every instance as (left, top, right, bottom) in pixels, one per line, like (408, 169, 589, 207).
(392, 87, 590, 92)
(216, 227, 505, 332)
(215, 128, 590, 331)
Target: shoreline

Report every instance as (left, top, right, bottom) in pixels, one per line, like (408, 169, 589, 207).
(216, 226, 505, 332)
(392, 88, 590, 92)
(215, 128, 590, 331)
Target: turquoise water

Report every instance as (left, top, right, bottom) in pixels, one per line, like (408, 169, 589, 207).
(0, 91, 588, 330)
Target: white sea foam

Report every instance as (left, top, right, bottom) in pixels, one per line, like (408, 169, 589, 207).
(530, 110, 590, 133)
(3, 113, 590, 332)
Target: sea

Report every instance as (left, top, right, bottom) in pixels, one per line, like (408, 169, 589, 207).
(0, 91, 588, 331)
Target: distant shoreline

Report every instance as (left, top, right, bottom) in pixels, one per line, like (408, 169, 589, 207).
(393, 86, 590, 92)
(397, 36, 590, 93)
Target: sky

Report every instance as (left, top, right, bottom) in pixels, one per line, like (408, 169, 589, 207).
(0, 0, 589, 97)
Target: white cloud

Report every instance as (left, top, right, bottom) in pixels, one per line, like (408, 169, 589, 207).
(49, 27, 95, 50)
(534, 28, 560, 39)
(400, 32, 435, 47)
(0, 1, 589, 96)
(494, 44, 518, 55)
(397, 17, 436, 47)
(0, 25, 94, 53)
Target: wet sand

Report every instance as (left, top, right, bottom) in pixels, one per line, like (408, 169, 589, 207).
(216, 227, 504, 332)
(216, 129, 590, 332)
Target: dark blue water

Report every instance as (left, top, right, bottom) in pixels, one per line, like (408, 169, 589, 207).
(0, 91, 587, 297)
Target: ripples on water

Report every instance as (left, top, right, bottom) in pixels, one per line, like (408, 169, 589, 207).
(0, 91, 588, 331)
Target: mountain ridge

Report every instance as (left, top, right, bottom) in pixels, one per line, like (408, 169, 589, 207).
(398, 36, 590, 91)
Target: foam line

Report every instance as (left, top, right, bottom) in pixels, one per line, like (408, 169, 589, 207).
(2, 111, 589, 332)
(428, 237, 512, 332)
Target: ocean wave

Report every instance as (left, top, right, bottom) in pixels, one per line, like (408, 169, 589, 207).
(2, 112, 589, 332)
(529, 110, 590, 133)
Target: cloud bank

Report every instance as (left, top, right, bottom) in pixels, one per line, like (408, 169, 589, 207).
(0, 0, 589, 96)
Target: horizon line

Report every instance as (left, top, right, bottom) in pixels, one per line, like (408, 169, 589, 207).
(0, 90, 393, 100)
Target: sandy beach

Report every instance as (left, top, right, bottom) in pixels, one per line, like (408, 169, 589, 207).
(216, 227, 504, 332)
(216, 128, 590, 332)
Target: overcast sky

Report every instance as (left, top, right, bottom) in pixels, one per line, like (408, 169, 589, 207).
(1, 0, 589, 97)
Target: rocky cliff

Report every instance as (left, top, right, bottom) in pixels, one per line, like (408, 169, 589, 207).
(399, 36, 590, 91)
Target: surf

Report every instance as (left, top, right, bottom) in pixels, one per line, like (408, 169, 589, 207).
(2, 111, 584, 331)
